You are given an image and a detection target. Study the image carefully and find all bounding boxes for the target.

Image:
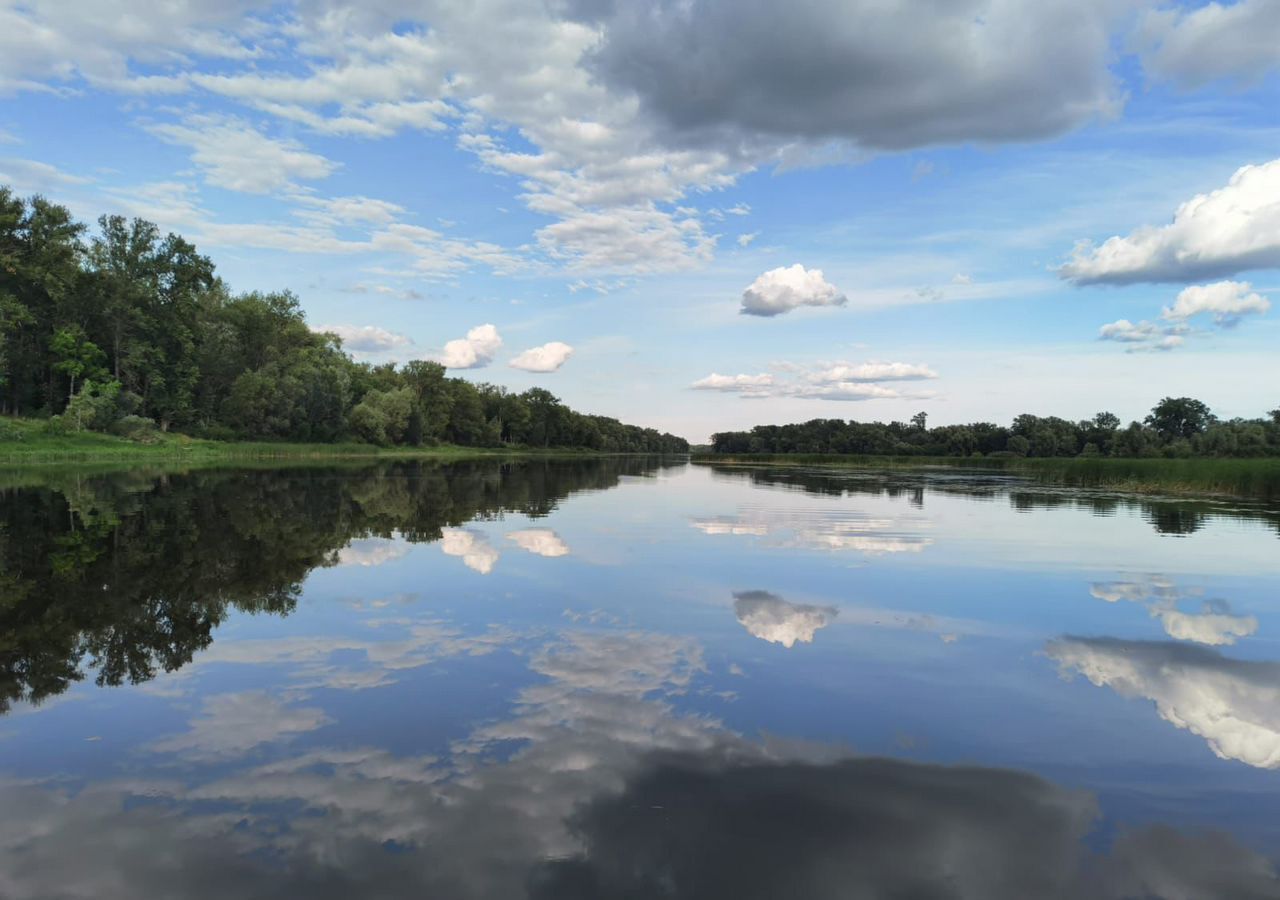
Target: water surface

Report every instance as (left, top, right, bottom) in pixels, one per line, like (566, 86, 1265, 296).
(2, 459, 1279, 898)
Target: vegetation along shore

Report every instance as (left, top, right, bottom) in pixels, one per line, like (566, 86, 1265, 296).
(0, 187, 688, 459)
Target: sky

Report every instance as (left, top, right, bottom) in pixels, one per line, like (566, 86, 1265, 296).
(0, 0, 1277, 442)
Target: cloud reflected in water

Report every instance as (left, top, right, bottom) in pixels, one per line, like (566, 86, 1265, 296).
(733, 591, 837, 648)
(1048, 637, 1280, 769)
(1089, 576, 1258, 646)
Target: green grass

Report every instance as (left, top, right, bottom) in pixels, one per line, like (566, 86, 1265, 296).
(0, 417, 631, 468)
(691, 452, 1280, 500)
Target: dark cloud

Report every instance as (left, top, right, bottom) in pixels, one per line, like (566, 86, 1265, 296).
(578, 0, 1123, 153)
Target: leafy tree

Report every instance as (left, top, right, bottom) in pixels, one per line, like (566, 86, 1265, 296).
(1146, 397, 1214, 442)
(50, 325, 108, 400)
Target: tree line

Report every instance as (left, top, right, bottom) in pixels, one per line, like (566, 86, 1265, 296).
(709, 398, 1280, 459)
(0, 186, 688, 454)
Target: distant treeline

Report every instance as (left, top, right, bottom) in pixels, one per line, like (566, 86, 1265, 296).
(0, 186, 687, 454)
(709, 399, 1280, 459)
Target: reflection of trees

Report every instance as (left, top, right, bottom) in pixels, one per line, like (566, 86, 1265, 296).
(708, 465, 1278, 537)
(0, 457, 676, 712)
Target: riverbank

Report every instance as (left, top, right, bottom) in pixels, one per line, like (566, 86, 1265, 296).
(692, 453, 1280, 501)
(0, 418, 635, 467)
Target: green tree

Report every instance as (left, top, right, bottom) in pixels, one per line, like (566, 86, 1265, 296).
(50, 325, 107, 400)
(1146, 397, 1214, 442)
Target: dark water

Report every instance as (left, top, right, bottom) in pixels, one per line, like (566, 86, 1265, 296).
(2, 458, 1279, 898)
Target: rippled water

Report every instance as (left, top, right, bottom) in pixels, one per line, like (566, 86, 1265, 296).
(2, 458, 1279, 898)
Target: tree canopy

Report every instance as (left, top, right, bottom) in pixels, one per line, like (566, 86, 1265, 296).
(709, 397, 1280, 460)
(0, 185, 687, 455)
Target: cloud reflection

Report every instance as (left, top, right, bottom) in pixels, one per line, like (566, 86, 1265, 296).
(1089, 576, 1258, 646)
(441, 528, 500, 574)
(1048, 637, 1280, 769)
(733, 591, 837, 648)
(691, 509, 931, 556)
(0, 627, 1276, 898)
(506, 528, 570, 558)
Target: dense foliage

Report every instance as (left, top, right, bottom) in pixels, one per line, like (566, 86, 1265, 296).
(709, 399, 1280, 459)
(0, 186, 687, 454)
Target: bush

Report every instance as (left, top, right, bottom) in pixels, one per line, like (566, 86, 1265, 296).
(0, 419, 25, 442)
(111, 415, 160, 443)
(60, 379, 123, 432)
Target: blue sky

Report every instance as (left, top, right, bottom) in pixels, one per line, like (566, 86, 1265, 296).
(1, 0, 1277, 441)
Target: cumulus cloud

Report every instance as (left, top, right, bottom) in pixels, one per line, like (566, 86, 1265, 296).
(1047, 637, 1280, 769)
(506, 529, 571, 558)
(1137, 0, 1280, 88)
(146, 114, 338, 194)
(313, 324, 412, 355)
(1061, 158, 1280, 284)
(509, 342, 574, 373)
(1097, 319, 1186, 352)
(439, 324, 502, 369)
(732, 590, 837, 648)
(440, 528, 500, 574)
(1161, 280, 1270, 326)
(740, 264, 846, 317)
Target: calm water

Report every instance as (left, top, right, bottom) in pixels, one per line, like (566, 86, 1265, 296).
(2, 458, 1280, 898)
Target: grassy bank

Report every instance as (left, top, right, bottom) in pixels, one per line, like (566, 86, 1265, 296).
(0, 417, 630, 468)
(691, 453, 1280, 500)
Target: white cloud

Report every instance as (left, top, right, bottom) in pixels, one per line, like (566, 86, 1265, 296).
(733, 590, 837, 648)
(690, 372, 775, 394)
(808, 362, 938, 383)
(506, 529, 570, 558)
(1062, 158, 1280, 284)
(313, 324, 412, 355)
(1097, 319, 1186, 352)
(1137, 0, 1280, 88)
(0, 157, 92, 191)
(1047, 638, 1280, 769)
(691, 361, 939, 402)
(740, 264, 847, 317)
(736, 231, 760, 247)
(294, 194, 406, 226)
(439, 324, 502, 369)
(1162, 280, 1270, 326)
(791, 382, 916, 401)
(509, 341, 574, 373)
(146, 114, 338, 194)
(440, 528, 500, 574)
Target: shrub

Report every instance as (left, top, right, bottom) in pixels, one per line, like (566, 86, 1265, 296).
(0, 420, 25, 442)
(112, 415, 160, 443)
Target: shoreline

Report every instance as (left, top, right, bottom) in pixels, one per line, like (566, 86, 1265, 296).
(691, 453, 1280, 501)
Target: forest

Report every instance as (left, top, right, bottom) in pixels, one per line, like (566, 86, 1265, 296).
(708, 398, 1280, 459)
(0, 186, 688, 454)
